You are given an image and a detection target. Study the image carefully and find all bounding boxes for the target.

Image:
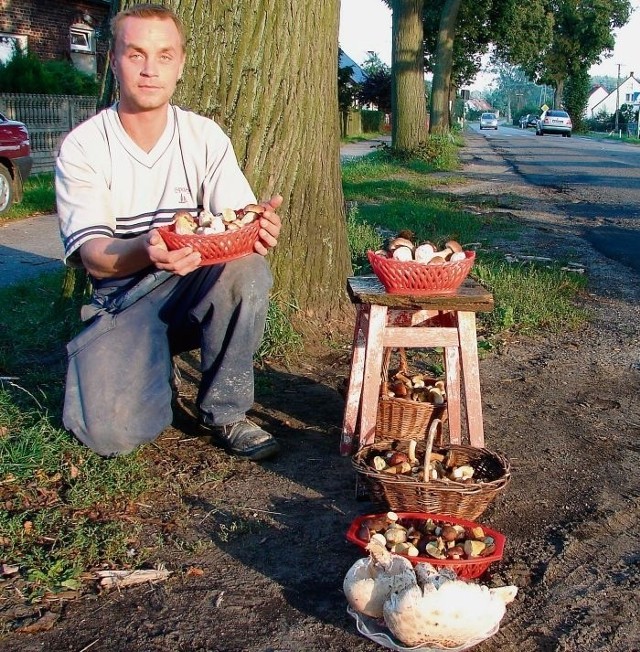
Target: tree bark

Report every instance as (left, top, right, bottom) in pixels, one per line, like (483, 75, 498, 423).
(136, 0, 352, 322)
(391, 0, 428, 149)
(429, 0, 462, 134)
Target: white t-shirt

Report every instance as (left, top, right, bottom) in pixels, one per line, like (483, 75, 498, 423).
(56, 104, 256, 267)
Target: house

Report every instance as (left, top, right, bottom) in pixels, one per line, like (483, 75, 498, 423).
(585, 84, 610, 117)
(339, 48, 367, 85)
(465, 98, 494, 113)
(0, 0, 112, 77)
(588, 73, 640, 117)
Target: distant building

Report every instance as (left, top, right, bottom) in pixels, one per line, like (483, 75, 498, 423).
(585, 84, 609, 117)
(0, 0, 112, 77)
(465, 98, 494, 113)
(588, 74, 640, 117)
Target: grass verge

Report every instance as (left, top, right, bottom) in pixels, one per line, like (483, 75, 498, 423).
(1, 173, 56, 221)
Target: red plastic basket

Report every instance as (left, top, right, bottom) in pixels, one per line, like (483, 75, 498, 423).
(368, 250, 475, 295)
(346, 511, 505, 580)
(158, 220, 260, 265)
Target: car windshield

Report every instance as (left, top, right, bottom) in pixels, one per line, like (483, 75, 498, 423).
(482, 113, 496, 119)
(547, 110, 569, 118)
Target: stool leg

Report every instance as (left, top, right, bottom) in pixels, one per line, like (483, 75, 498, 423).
(458, 311, 485, 447)
(358, 304, 387, 448)
(444, 345, 462, 444)
(340, 305, 367, 455)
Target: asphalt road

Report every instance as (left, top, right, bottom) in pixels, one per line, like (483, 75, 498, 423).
(470, 123, 640, 273)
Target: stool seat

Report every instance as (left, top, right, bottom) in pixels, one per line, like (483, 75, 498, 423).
(340, 275, 494, 455)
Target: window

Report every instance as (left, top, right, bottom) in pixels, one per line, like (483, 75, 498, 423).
(70, 24, 95, 53)
(0, 33, 28, 64)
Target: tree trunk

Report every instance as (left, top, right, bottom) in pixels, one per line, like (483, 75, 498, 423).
(151, 0, 351, 322)
(429, 0, 462, 134)
(391, 0, 428, 150)
(554, 78, 564, 108)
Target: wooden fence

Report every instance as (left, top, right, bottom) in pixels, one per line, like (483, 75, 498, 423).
(0, 94, 97, 174)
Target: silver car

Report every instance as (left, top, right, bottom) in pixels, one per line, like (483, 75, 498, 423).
(536, 109, 572, 137)
(479, 112, 498, 130)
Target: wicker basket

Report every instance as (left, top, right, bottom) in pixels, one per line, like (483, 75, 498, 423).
(345, 511, 506, 580)
(353, 420, 511, 521)
(158, 220, 260, 265)
(368, 250, 475, 295)
(376, 348, 446, 444)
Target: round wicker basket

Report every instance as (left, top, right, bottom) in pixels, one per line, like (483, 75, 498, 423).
(158, 220, 260, 265)
(368, 250, 475, 295)
(352, 420, 511, 521)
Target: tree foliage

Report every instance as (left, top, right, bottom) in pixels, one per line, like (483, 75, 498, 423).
(503, 0, 632, 106)
(563, 67, 590, 131)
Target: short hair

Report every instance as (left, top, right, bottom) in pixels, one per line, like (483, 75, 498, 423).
(111, 3, 186, 51)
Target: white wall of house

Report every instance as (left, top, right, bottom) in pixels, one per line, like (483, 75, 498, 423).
(585, 86, 609, 117)
(590, 75, 640, 117)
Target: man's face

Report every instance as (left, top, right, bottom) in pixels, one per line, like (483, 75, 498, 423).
(111, 16, 185, 114)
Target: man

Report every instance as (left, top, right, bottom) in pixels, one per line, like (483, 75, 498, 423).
(56, 3, 282, 460)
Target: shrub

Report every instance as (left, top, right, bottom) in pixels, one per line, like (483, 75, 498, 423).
(0, 45, 99, 96)
(361, 109, 385, 133)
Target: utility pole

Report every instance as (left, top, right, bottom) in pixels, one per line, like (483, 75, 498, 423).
(615, 63, 622, 134)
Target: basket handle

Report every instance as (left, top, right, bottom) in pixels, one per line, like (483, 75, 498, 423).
(380, 348, 409, 396)
(421, 418, 443, 484)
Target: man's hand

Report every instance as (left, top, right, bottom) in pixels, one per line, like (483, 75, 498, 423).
(146, 229, 202, 275)
(254, 194, 283, 256)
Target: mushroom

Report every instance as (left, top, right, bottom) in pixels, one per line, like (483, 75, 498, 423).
(388, 236, 415, 252)
(425, 240, 464, 264)
(343, 538, 416, 618)
(382, 562, 518, 648)
(414, 241, 437, 262)
(392, 246, 414, 261)
(173, 210, 197, 235)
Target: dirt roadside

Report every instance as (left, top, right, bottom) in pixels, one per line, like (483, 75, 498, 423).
(0, 132, 639, 652)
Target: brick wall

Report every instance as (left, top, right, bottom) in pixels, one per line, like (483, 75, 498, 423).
(0, 0, 110, 74)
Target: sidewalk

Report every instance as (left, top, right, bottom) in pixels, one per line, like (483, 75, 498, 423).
(0, 138, 388, 289)
(0, 213, 63, 289)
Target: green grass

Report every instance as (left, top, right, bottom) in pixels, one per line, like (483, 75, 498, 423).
(2, 172, 56, 221)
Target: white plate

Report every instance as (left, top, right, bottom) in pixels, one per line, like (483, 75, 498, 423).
(347, 605, 499, 651)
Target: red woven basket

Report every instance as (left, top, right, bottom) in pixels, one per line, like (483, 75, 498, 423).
(368, 250, 475, 295)
(346, 511, 506, 580)
(158, 220, 260, 265)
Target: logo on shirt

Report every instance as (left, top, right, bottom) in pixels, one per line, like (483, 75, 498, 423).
(175, 186, 190, 204)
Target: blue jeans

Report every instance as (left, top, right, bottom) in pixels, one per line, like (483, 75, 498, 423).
(63, 254, 273, 456)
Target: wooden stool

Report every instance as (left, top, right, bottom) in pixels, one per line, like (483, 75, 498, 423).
(340, 276, 494, 455)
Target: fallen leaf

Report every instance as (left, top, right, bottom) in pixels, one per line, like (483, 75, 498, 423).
(16, 610, 59, 633)
(186, 567, 205, 577)
(0, 563, 19, 576)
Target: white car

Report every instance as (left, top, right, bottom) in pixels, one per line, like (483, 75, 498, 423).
(536, 109, 572, 137)
(479, 112, 498, 130)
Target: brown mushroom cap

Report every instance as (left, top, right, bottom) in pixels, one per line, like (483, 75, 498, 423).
(173, 210, 193, 220)
(445, 240, 463, 253)
(244, 203, 265, 214)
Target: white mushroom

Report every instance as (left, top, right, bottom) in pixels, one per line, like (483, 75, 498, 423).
(383, 562, 518, 648)
(343, 538, 416, 618)
(392, 246, 414, 261)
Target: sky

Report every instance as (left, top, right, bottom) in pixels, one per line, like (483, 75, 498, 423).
(338, 0, 640, 90)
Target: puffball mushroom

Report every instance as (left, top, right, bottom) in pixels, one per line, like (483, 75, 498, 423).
(343, 538, 416, 618)
(383, 562, 518, 648)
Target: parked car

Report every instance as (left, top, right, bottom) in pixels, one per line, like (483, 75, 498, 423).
(519, 114, 528, 128)
(536, 109, 572, 137)
(479, 112, 498, 130)
(526, 114, 538, 127)
(0, 112, 33, 215)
